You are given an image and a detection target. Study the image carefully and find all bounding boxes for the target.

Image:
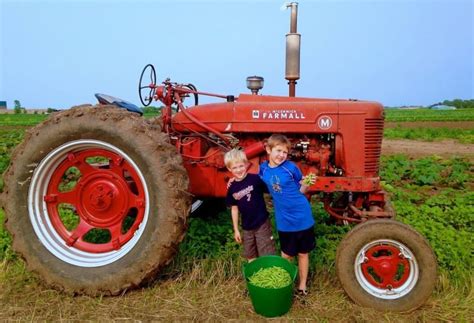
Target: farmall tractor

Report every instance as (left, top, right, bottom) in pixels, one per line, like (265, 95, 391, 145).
(1, 3, 436, 312)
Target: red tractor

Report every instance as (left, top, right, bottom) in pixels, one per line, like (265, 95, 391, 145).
(1, 3, 436, 312)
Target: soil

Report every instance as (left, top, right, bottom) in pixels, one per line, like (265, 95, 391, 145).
(383, 120, 473, 160)
(382, 139, 474, 159)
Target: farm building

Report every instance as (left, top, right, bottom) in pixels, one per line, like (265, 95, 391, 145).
(430, 104, 456, 110)
(0, 101, 6, 109)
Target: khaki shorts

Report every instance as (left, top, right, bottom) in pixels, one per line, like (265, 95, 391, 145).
(242, 218, 276, 259)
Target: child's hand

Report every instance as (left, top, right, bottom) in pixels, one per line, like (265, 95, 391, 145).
(234, 230, 242, 244)
(227, 177, 235, 189)
(302, 173, 317, 186)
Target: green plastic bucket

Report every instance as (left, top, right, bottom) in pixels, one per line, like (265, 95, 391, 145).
(243, 255, 297, 317)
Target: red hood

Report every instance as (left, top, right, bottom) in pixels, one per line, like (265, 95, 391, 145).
(172, 94, 383, 133)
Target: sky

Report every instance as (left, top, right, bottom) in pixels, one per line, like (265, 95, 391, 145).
(0, 0, 472, 109)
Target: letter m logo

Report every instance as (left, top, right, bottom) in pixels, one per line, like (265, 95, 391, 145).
(318, 116, 333, 130)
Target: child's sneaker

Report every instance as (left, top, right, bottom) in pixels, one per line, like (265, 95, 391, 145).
(296, 288, 308, 296)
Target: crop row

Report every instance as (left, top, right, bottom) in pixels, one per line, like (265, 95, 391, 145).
(385, 108, 474, 122)
(1, 107, 474, 125)
(168, 155, 473, 283)
(0, 116, 472, 284)
(384, 127, 474, 143)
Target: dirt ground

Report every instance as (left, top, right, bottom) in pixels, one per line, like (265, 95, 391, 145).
(382, 139, 474, 159)
(383, 120, 473, 160)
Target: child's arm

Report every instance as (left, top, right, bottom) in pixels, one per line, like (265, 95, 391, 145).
(288, 161, 312, 194)
(227, 177, 235, 188)
(300, 183, 309, 194)
(231, 205, 242, 243)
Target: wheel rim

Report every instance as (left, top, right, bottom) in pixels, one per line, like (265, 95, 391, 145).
(355, 239, 419, 299)
(191, 199, 203, 213)
(28, 139, 150, 267)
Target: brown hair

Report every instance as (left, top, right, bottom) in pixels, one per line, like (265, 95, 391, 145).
(266, 134, 291, 150)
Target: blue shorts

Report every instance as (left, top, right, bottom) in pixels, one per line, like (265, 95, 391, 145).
(278, 226, 315, 257)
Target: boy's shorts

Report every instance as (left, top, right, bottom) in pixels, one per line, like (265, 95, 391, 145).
(242, 218, 276, 259)
(278, 226, 315, 257)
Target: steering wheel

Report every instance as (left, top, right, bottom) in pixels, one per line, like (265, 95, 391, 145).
(182, 83, 199, 107)
(138, 64, 157, 106)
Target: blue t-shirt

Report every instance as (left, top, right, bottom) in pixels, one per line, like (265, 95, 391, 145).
(259, 160, 314, 232)
(225, 173, 269, 230)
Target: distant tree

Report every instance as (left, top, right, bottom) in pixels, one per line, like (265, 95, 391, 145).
(14, 100, 22, 114)
(47, 108, 60, 113)
(441, 99, 474, 109)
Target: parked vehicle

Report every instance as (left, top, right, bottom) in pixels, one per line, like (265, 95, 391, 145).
(0, 2, 436, 311)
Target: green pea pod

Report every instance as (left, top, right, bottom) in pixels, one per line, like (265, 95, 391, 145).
(249, 266, 292, 289)
(302, 173, 317, 186)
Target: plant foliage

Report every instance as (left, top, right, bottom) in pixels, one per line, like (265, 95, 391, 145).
(0, 112, 472, 286)
(384, 127, 474, 144)
(385, 108, 474, 122)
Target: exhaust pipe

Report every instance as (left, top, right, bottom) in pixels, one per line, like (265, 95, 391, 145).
(285, 2, 300, 97)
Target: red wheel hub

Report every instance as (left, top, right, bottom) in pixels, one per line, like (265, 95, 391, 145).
(361, 244, 410, 289)
(43, 149, 146, 253)
(79, 174, 129, 226)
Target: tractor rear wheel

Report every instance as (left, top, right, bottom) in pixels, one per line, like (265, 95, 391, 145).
(1, 105, 191, 295)
(336, 219, 437, 312)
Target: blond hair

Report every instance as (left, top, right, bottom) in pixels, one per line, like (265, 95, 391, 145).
(224, 149, 248, 168)
(266, 134, 291, 150)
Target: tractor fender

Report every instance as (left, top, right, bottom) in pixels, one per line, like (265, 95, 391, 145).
(95, 93, 143, 115)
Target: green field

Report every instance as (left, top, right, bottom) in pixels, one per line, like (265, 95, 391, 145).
(384, 127, 474, 143)
(0, 113, 48, 126)
(0, 111, 472, 320)
(385, 108, 474, 122)
(2, 106, 474, 124)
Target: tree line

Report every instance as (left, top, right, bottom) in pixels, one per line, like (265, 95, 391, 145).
(440, 99, 474, 109)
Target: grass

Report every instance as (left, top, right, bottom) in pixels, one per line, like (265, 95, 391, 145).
(0, 114, 47, 126)
(0, 110, 473, 320)
(0, 128, 26, 177)
(2, 107, 473, 125)
(384, 108, 474, 122)
(384, 127, 474, 144)
(0, 260, 472, 321)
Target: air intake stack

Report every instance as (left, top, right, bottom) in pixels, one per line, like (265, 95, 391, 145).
(285, 2, 300, 97)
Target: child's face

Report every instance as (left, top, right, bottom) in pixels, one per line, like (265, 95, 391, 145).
(267, 144, 289, 167)
(228, 161, 248, 180)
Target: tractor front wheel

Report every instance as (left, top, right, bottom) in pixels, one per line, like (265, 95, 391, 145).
(336, 219, 437, 312)
(2, 106, 191, 295)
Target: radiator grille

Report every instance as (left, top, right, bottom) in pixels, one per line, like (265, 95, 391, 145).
(364, 118, 384, 175)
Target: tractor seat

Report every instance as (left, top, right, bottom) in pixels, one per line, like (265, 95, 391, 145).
(94, 93, 143, 115)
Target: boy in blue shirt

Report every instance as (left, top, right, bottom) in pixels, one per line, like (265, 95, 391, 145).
(225, 149, 276, 262)
(259, 134, 316, 295)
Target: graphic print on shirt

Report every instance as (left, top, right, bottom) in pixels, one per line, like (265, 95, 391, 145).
(270, 175, 282, 193)
(232, 185, 254, 202)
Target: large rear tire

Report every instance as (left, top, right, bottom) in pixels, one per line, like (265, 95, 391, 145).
(1, 105, 191, 295)
(336, 219, 437, 312)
